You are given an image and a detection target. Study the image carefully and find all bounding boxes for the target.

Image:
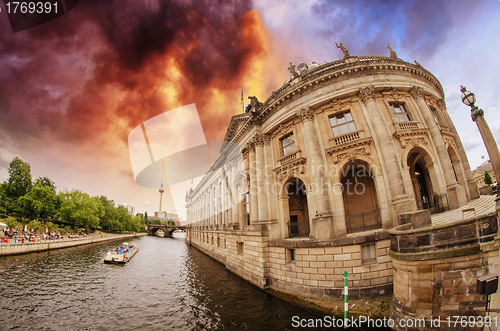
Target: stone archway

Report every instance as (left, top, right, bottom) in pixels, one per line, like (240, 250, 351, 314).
(284, 177, 310, 238)
(407, 148, 439, 211)
(340, 160, 381, 233)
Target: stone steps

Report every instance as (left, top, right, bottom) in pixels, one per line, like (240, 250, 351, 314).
(431, 195, 496, 226)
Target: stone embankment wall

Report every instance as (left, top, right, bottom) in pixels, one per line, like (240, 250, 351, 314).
(187, 226, 394, 298)
(389, 214, 499, 330)
(0, 233, 146, 256)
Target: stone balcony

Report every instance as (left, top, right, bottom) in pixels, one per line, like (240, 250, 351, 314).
(277, 149, 303, 166)
(394, 121, 419, 131)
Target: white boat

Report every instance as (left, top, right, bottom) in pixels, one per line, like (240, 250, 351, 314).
(104, 242, 138, 263)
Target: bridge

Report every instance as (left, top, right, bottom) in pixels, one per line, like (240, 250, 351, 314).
(146, 224, 186, 238)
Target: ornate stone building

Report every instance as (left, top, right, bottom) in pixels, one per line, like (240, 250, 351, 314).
(185, 51, 479, 298)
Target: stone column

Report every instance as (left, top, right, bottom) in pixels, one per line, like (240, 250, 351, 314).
(248, 141, 259, 224)
(470, 105, 500, 212)
(264, 136, 278, 221)
(410, 86, 466, 209)
(296, 107, 333, 240)
(332, 182, 347, 236)
(437, 98, 480, 200)
(373, 174, 392, 228)
(231, 159, 239, 227)
(255, 134, 269, 221)
(358, 87, 411, 214)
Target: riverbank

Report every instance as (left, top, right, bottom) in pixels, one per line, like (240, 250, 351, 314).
(0, 232, 147, 256)
(266, 288, 391, 320)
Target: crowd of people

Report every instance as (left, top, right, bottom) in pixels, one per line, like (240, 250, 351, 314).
(1, 227, 89, 244)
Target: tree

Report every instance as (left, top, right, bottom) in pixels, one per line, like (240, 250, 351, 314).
(34, 176, 56, 191)
(18, 181, 61, 220)
(58, 190, 103, 232)
(6, 157, 32, 198)
(485, 171, 493, 185)
(4, 216, 20, 230)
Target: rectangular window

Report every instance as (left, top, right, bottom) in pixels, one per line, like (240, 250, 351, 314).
(237, 242, 244, 254)
(287, 249, 295, 263)
(391, 103, 411, 122)
(244, 193, 250, 225)
(329, 111, 357, 137)
(280, 133, 297, 156)
(362, 243, 376, 264)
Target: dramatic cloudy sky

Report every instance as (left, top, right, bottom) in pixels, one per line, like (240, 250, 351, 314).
(1, 0, 499, 219)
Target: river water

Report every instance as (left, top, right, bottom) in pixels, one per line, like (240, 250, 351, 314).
(0, 235, 338, 331)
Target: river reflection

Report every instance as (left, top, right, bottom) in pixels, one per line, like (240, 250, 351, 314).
(0, 235, 337, 330)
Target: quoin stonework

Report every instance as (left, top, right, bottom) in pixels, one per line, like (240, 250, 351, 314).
(184, 47, 498, 327)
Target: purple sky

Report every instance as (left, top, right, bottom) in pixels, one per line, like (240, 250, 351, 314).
(1, 0, 499, 219)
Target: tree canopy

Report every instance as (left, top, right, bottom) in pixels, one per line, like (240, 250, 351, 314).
(1, 157, 145, 233)
(485, 171, 493, 185)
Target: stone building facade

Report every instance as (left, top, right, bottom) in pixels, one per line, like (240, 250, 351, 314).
(185, 53, 479, 298)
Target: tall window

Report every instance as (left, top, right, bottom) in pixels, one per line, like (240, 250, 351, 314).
(329, 111, 356, 136)
(430, 107, 441, 124)
(243, 192, 250, 225)
(280, 133, 296, 156)
(391, 103, 411, 122)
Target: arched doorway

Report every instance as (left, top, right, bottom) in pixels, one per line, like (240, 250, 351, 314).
(407, 149, 437, 211)
(286, 178, 310, 238)
(341, 161, 380, 233)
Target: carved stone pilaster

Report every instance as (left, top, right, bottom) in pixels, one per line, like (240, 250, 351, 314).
(357, 86, 376, 105)
(437, 98, 446, 112)
(263, 134, 271, 146)
(254, 134, 265, 147)
(296, 106, 315, 123)
(409, 86, 424, 101)
(471, 106, 484, 122)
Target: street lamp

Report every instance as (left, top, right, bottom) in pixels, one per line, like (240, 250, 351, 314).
(460, 85, 500, 212)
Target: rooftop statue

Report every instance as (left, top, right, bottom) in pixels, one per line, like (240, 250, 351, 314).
(335, 42, 350, 59)
(287, 62, 299, 77)
(414, 60, 422, 67)
(386, 43, 398, 59)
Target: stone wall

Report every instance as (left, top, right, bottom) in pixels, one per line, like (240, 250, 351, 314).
(187, 227, 394, 299)
(389, 214, 499, 330)
(0, 233, 146, 256)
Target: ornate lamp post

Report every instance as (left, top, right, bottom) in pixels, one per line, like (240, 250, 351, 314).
(159, 183, 164, 219)
(461, 85, 500, 212)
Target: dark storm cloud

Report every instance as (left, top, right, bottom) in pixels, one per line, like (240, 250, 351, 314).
(0, 0, 260, 146)
(311, 0, 453, 59)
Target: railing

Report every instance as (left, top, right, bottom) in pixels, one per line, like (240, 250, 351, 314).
(330, 131, 361, 147)
(278, 150, 302, 166)
(416, 193, 449, 214)
(288, 220, 310, 238)
(395, 121, 419, 131)
(345, 208, 382, 234)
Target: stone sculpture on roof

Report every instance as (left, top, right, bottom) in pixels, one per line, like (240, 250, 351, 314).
(335, 42, 350, 59)
(287, 62, 299, 77)
(386, 43, 398, 59)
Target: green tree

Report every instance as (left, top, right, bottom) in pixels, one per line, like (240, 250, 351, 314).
(18, 181, 61, 220)
(27, 220, 44, 233)
(144, 211, 149, 224)
(98, 196, 122, 232)
(34, 176, 56, 190)
(4, 216, 20, 230)
(6, 157, 32, 199)
(485, 171, 493, 185)
(58, 190, 103, 232)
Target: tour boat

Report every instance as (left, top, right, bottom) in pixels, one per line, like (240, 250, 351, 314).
(104, 242, 138, 263)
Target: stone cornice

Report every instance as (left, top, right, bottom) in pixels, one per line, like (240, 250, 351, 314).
(223, 56, 445, 150)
